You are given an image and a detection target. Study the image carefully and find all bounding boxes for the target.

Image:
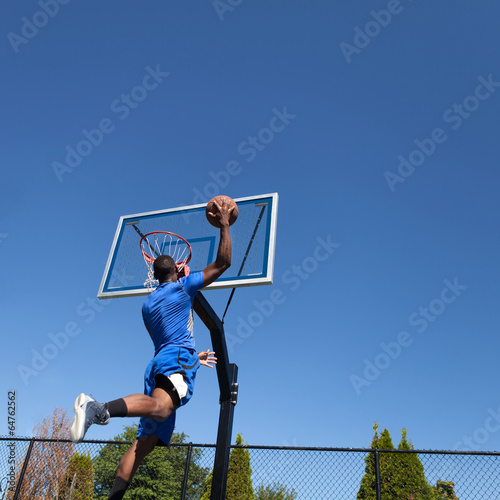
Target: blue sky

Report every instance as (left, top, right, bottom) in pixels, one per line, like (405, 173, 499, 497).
(1, 0, 500, 455)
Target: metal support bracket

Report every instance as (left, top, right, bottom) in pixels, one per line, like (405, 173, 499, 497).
(231, 382, 239, 405)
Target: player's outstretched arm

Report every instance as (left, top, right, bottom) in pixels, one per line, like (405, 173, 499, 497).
(203, 198, 233, 287)
(198, 349, 217, 368)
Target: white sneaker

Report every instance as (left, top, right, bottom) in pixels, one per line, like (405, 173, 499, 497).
(70, 393, 110, 443)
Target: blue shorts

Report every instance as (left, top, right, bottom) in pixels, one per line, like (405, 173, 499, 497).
(137, 346, 200, 445)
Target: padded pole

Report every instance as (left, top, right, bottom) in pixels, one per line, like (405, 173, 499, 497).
(193, 292, 238, 500)
(193, 292, 232, 401)
(211, 364, 238, 500)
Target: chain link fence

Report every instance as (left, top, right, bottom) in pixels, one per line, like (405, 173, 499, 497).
(245, 445, 500, 499)
(1, 436, 499, 499)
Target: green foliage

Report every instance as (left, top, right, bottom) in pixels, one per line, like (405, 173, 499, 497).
(357, 423, 384, 500)
(226, 433, 254, 499)
(58, 452, 94, 500)
(433, 480, 459, 499)
(92, 424, 209, 500)
(255, 482, 298, 500)
(357, 424, 441, 500)
(200, 470, 213, 500)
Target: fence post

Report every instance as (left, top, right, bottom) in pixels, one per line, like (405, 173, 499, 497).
(374, 449, 381, 500)
(13, 438, 35, 500)
(180, 442, 193, 500)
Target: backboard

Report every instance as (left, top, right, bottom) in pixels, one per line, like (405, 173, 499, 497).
(97, 193, 278, 299)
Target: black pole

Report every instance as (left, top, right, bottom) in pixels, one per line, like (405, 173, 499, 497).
(193, 292, 232, 401)
(211, 364, 238, 500)
(374, 449, 381, 500)
(180, 442, 193, 500)
(13, 438, 34, 500)
(193, 292, 239, 500)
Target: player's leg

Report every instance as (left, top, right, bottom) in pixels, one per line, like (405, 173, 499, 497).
(121, 384, 180, 420)
(70, 349, 193, 443)
(111, 350, 183, 421)
(70, 387, 178, 443)
(110, 405, 176, 499)
(108, 434, 159, 500)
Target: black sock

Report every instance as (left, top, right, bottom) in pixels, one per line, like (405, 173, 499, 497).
(105, 398, 128, 418)
(108, 476, 129, 499)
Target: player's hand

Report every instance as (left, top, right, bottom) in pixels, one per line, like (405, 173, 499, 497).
(209, 197, 234, 227)
(198, 349, 217, 368)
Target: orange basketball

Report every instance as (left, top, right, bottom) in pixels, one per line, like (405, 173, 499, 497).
(205, 195, 239, 228)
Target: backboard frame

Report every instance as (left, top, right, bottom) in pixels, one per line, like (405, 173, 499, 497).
(97, 193, 279, 299)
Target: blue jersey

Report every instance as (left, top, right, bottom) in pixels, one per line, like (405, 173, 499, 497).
(142, 272, 204, 355)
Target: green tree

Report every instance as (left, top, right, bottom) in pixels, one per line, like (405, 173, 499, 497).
(200, 470, 213, 500)
(357, 423, 437, 500)
(392, 428, 437, 499)
(226, 433, 254, 499)
(58, 452, 94, 499)
(433, 480, 459, 499)
(255, 482, 297, 499)
(202, 433, 254, 500)
(92, 424, 209, 499)
(358, 423, 392, 499)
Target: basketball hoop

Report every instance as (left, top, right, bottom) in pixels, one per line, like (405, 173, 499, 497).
(139, 231, 192, 290)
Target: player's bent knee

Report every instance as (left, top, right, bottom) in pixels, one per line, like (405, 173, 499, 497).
(155, 410, 171, 422)
(152, 394, 176, 421)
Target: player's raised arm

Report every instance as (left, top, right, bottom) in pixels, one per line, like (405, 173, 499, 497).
(203, 196, 235, 287)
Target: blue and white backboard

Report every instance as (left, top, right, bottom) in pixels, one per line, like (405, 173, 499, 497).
(98, 193, 278, 299)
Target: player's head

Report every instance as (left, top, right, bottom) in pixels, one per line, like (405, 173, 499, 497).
(153, 255, 177, 283)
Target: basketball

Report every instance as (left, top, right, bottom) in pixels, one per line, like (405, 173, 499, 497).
(205, 195, 239, 228)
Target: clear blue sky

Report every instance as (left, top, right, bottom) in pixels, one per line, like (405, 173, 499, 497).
(1, 1, 500, 453)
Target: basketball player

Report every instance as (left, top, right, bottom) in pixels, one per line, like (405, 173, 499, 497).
(70, 197, 234, 500)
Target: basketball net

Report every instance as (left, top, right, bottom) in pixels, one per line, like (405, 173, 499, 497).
(140, 231, 192, 291)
